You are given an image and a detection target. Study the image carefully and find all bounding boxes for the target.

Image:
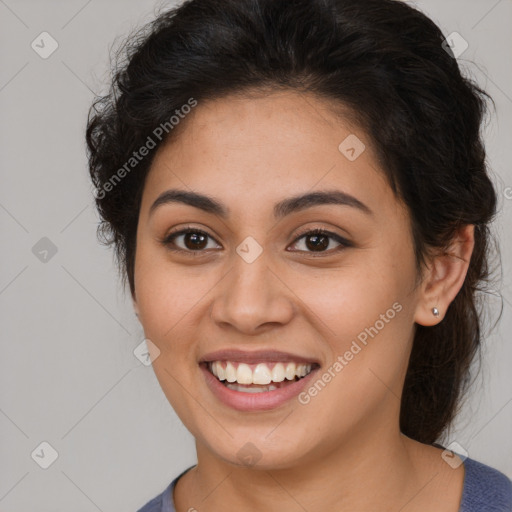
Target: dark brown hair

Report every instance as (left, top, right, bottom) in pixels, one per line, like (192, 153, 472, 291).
(86, 0, 502, 444)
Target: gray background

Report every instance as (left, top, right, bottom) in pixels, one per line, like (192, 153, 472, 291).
(0, 0, 511, 510)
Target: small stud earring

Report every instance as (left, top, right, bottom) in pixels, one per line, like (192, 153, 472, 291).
(432, 307, 440, 317)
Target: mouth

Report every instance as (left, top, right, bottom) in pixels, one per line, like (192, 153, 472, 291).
(198, 349, 322, 410)
(202, 360, 320, 393)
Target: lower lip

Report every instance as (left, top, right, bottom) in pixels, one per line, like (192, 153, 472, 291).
(200, 364, 320, 411)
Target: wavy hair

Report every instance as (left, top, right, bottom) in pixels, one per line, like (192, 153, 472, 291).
(86, 0, 501, 444)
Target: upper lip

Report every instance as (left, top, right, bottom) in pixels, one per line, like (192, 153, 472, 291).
(199, 349, 320, 365)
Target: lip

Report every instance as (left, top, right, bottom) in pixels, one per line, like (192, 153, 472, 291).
(200, 362, 321, 412)
(199, 349, 320, 365)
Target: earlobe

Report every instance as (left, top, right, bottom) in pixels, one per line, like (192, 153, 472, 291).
(414, 224, 475, 327)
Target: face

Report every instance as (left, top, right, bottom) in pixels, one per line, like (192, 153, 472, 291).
(133, 90, 424, 470)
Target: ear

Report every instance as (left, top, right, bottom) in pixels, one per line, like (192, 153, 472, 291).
(414, 224, 475, 326)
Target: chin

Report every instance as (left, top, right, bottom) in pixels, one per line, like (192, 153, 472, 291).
(199, 430, 315, 471)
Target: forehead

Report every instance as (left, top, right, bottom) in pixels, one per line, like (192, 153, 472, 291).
(141, 90, 400, 221)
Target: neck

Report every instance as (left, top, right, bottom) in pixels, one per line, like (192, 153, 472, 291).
(174, 423, 424, 511)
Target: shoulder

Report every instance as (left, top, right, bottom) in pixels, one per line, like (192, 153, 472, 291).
(136, 465, 196, 512)
(460, 456, 512, 512)
(136, 483, 171, 512)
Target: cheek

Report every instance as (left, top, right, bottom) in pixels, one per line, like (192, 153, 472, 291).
(133, 249, 214, 396)
(135, 269, 203, 423)
(292, 260, 405, 339)
(134, 248, 201, 339)
(295, 304, 412, 439)
(290, 256, 414, 397)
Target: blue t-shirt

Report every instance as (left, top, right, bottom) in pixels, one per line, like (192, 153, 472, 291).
(137, 457, 512, 511)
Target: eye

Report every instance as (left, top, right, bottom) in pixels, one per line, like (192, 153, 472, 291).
(160, 226, 351, 256)
(288, 228, 351, 256)
(160, 226, 221, 254)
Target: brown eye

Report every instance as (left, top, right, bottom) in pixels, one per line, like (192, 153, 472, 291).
(160, 226, 351, 257)
(288, 228, 351, 255)
(304, 232, 329, 251)
(162, 228, 221, 253)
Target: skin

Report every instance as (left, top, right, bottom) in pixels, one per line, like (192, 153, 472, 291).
(132, 90, 474, 511)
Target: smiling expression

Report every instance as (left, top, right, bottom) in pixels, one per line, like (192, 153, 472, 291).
(132, 89, 425, 469)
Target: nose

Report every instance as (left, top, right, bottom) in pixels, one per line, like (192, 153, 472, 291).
(209, 253, 295, 335)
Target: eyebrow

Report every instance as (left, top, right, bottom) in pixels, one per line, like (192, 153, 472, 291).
(149, 188, 373, 219)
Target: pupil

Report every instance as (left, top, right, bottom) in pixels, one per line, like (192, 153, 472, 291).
(186, 232, 207, 250)
(306, 234, 328, 251)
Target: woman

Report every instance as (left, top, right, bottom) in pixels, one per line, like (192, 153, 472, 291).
(86, 0, 512, 510)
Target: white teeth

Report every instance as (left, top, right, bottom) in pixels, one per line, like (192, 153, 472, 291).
(285, 362, 296, 380)
(225, 383, 278, 393)
(236, 363, 253, 384)
(216, 362, 226, 381)
(271, 363, 285, 382)
(253, 363, 272, 385)
(225, 361, 237, 382)
(208, 361, 314, 385)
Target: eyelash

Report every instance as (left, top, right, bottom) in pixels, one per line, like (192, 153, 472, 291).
(160, 226, 351, 257)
